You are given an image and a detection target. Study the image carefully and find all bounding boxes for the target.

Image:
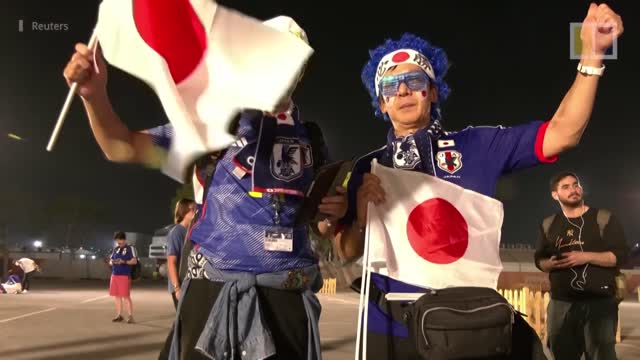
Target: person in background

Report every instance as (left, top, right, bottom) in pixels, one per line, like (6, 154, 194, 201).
(535, 171, 629, 360)
(109, 231, 138, 323)
(167, 198, 196, 308)
(15, 257, 39, 293)
(1, 273, 23, 294)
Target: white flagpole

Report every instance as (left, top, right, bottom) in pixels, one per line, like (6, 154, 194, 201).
(355, 159, 379, 360)
(47, 30, 98, 152)
(362, 201, 376, 360)
(354, 201, 373, 360)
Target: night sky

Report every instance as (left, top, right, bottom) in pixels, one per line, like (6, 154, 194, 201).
(2, 0, 639, 250)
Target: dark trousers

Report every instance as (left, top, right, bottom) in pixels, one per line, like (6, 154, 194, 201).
(547, 297, 618, 360)
(159, 291, 179, 360)
(171, 291, 178, 309)
(22, 272, 32, 290)
(159, 278, 308, 360)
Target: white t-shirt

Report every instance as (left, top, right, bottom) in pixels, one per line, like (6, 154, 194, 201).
(16, 258, 37, 273)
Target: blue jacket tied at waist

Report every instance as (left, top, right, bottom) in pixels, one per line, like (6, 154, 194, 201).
(170, 250, 324, 360)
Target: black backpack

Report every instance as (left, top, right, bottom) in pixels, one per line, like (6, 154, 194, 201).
(126, 245, 142, 281)
(541, 208, 610, 240)
(131, 261, 142, 281)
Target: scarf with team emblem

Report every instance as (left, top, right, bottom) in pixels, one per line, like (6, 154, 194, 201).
(232, 106, 314, 197)
(380, 119, 444, 174)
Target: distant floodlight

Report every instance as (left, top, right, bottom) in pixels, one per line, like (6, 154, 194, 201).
(33, 240, 43, 248)
(79, 254, 86, 259)
(91, 255, 96, 260)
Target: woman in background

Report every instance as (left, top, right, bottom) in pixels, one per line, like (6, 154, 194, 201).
(109, 231, 137, 323)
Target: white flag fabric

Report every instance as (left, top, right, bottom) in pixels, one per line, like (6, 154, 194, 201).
(369, 159, 504, 289)
(95, 0, 313, 181)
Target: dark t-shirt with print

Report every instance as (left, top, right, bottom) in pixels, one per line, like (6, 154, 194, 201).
(534, 208, 629, 301)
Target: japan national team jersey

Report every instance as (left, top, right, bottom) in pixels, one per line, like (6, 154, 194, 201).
(145, 108, 325, 274)
(111, 245, 136, 276)
(341, 120, 556, 337)
(343, 120, 555, 224)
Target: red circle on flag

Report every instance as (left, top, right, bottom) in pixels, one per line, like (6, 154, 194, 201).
(391, 51, 410, 63)
(406, 198, 469, 264)
(277, 113, 287, 120)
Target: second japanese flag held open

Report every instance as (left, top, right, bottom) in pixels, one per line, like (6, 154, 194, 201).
(368, 159, 504, 289)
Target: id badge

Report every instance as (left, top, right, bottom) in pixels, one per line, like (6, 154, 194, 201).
(264, 228, 293, 252)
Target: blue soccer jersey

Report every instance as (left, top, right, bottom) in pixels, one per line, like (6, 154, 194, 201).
(145, 106, 326, 274)
(342, 120, 556, 337)
(111, 245, 136, 276)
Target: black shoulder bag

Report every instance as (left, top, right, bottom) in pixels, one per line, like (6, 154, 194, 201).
(406, 287, 515, 359)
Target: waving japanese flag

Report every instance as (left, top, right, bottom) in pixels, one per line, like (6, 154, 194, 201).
(95, 0, 312, 181)
(369, 159, 504, 289)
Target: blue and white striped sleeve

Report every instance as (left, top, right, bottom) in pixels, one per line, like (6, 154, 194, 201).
(142, 123, 174, 150)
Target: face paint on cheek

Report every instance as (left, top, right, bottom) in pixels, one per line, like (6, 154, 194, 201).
(408, 92, 425, 101)
(384, 96, 396, 106)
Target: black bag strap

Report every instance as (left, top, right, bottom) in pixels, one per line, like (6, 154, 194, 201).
(196, 151, 227, 203)
(542, 214, 556, 239)
(596, 208, 611, 238)
(302, 121, 328, 171)
(544, 209, 610, 239)
(129, 245, 138, 259)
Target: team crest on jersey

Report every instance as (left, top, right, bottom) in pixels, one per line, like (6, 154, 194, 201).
(436, 150, 463, 174)
(393, 135, 420, 169)
(271, 138, 303, 181)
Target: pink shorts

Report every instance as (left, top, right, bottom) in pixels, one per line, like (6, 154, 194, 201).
(109, 274, 131, 298)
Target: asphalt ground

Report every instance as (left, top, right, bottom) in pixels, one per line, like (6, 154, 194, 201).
(1, 279, 639, 359)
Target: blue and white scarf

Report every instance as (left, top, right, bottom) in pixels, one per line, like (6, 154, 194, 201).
(380, 119, 445, 175)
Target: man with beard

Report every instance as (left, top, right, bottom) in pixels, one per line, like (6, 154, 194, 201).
(535, 171, 630, 360)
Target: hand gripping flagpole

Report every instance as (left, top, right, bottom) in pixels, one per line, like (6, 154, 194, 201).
(46, 30, 99, 152)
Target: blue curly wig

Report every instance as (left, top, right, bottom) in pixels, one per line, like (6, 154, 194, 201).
(361, 33, 451, 121)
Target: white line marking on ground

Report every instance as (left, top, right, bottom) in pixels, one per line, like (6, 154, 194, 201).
(318, 296, 360, 306)
(321, 337, 355, 341)
(80, 294, 110, 304)
(0, 307, 57, 323)
(617, 343, 640, 351)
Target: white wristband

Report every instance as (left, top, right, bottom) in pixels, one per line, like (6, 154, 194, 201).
(577, 63, 605, 76)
